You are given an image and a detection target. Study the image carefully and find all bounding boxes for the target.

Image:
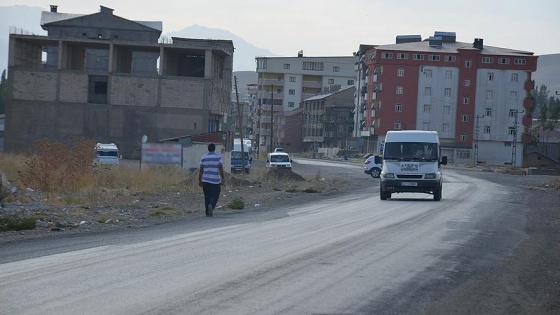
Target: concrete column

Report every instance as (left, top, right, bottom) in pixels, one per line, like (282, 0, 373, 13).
(205, 49, 212, 79)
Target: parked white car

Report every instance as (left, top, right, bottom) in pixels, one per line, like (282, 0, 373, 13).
(363, 155, 382, 178)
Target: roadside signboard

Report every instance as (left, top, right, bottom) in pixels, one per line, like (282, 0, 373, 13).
(141, 143, 182, 164)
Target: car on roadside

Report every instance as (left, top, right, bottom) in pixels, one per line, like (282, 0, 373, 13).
(364, 155, 382, 178)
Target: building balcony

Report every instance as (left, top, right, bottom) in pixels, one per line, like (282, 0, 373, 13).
(302, 80, 322, 89)
(522, 115, 533, 127)
(259, 78, 284, 87)
(523, 98, 535, 111)
(525, 80, 535, 91)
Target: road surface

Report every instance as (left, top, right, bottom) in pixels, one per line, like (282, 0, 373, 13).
(0, 161, 535, 314)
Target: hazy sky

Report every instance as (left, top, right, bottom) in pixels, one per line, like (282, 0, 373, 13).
(2, 0, 559, 56)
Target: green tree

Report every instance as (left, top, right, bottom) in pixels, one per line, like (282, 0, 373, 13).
(0, 69, 6, 114)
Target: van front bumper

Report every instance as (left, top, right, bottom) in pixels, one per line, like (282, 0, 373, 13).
(380, 179, 440, 193)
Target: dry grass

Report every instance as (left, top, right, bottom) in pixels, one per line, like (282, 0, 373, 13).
(0, 139, 196, 205)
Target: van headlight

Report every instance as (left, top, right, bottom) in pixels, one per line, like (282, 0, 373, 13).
(424, 173, 437, 179)
(383, 173, 395, 179)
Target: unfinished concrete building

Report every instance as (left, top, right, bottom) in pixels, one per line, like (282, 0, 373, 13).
(5, 5, 233, 158)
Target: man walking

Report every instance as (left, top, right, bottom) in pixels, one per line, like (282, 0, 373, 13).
(198, 143, 226, 217)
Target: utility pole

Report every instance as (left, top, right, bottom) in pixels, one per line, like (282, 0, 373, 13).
(511, 109, 524, 166)
(270, 84, 274, 154)
(473, 114, 484, 164)
(234, 76, 246, 174)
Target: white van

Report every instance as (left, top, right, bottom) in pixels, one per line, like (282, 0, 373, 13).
(266, 152, 292, 170)
(375, 130, 447, 201)
(95, 143, 119, 166)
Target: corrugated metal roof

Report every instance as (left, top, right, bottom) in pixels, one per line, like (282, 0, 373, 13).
(304, 85, 354, 101)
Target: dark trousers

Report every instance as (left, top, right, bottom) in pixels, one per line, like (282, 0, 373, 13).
(202, 182, 221, 209)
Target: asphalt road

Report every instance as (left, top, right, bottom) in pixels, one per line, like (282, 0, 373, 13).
(0, 160, 534, 314)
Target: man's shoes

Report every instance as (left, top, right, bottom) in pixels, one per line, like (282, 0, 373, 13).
(206, 204, 213, 217)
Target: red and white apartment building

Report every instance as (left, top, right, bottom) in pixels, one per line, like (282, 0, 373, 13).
(355, 31, 537, 166)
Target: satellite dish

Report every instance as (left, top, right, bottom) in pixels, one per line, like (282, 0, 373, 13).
(141, 135, 148, 143)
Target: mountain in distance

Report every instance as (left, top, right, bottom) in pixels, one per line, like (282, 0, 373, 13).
(165, 24, 275, 72)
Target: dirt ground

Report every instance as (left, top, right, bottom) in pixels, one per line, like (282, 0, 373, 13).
(1, 165, 559, 314)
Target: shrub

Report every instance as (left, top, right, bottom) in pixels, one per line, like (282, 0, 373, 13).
(0, 216, 37, 232)
(303, 187, 321, 193)
(228, 197, 245, 209)
(286, 185, 298, 193)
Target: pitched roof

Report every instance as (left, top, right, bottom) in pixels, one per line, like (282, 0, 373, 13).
(40, 10, 162, 32)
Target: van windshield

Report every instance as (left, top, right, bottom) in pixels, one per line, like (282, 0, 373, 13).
(232, 151, 249, 159)
(97, 150, 118, 157)
(270, 155, 290, 163)
(383, 142, 438, 161)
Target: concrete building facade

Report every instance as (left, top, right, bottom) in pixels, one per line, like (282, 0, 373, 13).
(5, 5, 233, 158)
(356, 32, 537, 166)
(254, 53, 355, 153)
(302, 86, 355, 151)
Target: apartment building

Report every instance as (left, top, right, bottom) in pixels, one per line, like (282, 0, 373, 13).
(255, 52, 355, 153)
(302, 85, 355, 151)
(357, 32, 537, 166)
(5, 5, 233, 158)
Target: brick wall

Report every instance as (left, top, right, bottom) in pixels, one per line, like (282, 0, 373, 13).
(59, 73, 88, 103)
(110, 75, 159, 106)
(160, 78, 204, 109)
(12, 71, 57, 101)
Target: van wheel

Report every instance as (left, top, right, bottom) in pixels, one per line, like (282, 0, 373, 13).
(433, 185, 442, 201)
(370, 168, 381, 178)
(380, 186, 389, 200)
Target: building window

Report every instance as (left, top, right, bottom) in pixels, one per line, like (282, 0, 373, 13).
(396, 86, 404, 94)
(465, 59, 472, 68)
(460, 134, 467, 142)
(464, 79, 471, 86)
(443, 123, 449, 132)
(482, 57, 493, 63)
(288, 102, 295, 107)
(488, 73, 494, 81)
(445, 88, 452, 97)
(514, 58, 526, 65)
(511, 73, 518, 82)
(484, 126, 491, 133)
(333, 66, 340, 72)
(445, 70, 452, 79)
(289, 76, 296, 82)
(347, 79, 354, 85)
(257, 59, 267, 69)
(277, 75, 282, 81)
(88, 75, 108, 104)
(509, 127, 516, 135)
(397, 68, 404, 77)
(397, 53, 408, 59)
(425, 69, 433, 78)
(510, 91, 518, 100)
(382, 52, 393, 59)
(457, 150, 471, 160)
(302, 62, 324, 71)
(509, 109, 517, 117)
(424, 87, 432, 96)
(422, 122, 430, 130)
(485, 108, 492, 116)
(429, 54, 440, 61)
(413, 54, 424, 60)
(463, 96, 470, 104)
(423, 104, 431, 113)
(486, 90, 493, 99)
(462, 115, 469, 122)
(394, 120, 402, 130)
(395, 103, 402, 112)
(444, 55, 456, 62)
(328, 79, 335, 84)
(444, 106, 451, 114)
(283, 63, 291, 69)
(504, 141, 512, 147)
(289, 89, 295, 95)
(498, 58, 510, 64)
